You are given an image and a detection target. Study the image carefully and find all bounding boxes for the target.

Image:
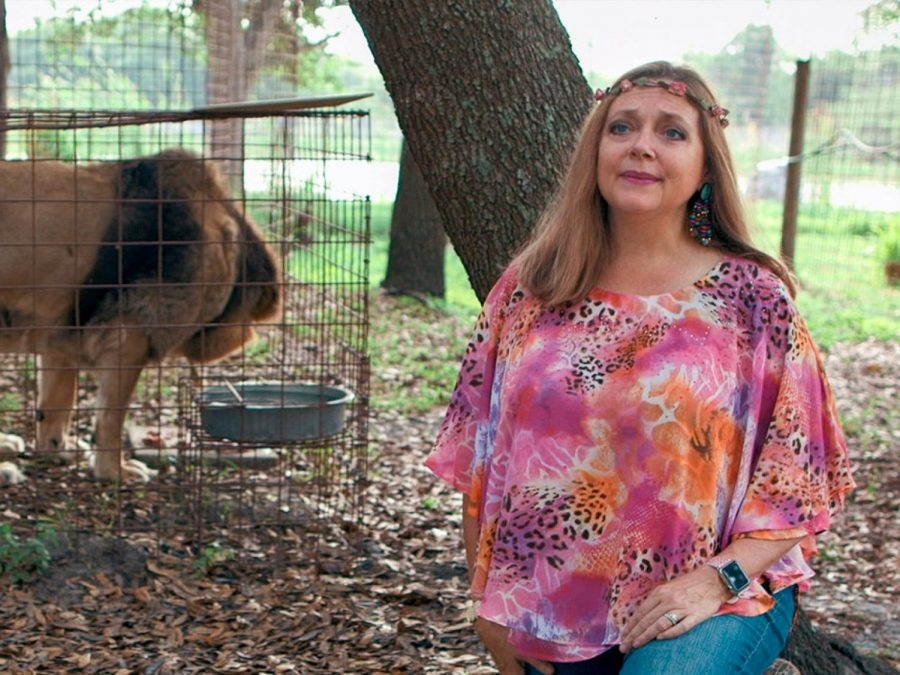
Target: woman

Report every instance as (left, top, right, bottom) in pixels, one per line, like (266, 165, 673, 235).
(425, 62, 854, 674)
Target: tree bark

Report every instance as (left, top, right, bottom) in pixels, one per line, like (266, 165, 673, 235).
(350, 2, 897, 673)
(782, 606, 897, 675)
(204, 0, 283, 192)
(382, 139, 447, 299)
(350, 0, 591, 302)
(205, 0, 245, 190)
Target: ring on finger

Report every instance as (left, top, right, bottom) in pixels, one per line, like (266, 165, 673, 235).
(663, 611, 681, 627)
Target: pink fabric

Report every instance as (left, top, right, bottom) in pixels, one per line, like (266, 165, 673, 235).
(425, 258, 854, 662)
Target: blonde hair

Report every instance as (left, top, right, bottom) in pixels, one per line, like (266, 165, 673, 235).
(513, 61, 795, 305)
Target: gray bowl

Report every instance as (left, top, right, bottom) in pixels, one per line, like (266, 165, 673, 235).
(199, 382, 354, 443)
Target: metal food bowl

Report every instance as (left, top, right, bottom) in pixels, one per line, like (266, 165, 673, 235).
(198, 382, 354, 443)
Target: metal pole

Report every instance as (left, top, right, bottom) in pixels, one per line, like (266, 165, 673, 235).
(781, 60, 811, 270)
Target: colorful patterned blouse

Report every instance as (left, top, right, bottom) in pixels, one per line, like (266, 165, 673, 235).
(426, 258, 854, 662)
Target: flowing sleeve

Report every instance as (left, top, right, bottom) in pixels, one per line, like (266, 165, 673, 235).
(424, 267, 517, 502)
(729, 284, 855, 588)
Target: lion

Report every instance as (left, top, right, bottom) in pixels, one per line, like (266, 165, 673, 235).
(0, 149, 281, 482)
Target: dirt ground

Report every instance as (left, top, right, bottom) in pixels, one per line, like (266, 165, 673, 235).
(0, 324, 896, 673)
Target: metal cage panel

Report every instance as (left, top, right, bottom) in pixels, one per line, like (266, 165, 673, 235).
(0, 107, 370, 552)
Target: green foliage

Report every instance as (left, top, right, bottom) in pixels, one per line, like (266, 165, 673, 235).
(243, 336, 273, 362)
(422, 496, 442, 510)
(864, 0, 900, 29)
(320, 60, 402, 162)
(0, 392, 21, 413)
(193, 542, 235, 577)
(878, 225, 900, 264)
(0, 523, 57, 585)
(10, 5, 207, 110)
(8, 1, 350, 112)
(805, 46, 900, 156)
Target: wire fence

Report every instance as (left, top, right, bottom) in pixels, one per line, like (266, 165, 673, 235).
(794, 50, 899, 291)
(685, 27, 898, 341)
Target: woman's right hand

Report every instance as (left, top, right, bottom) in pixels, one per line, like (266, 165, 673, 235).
(474, 618, 554, 675)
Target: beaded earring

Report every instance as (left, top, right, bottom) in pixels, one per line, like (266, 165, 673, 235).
(688, 183, 714, 246)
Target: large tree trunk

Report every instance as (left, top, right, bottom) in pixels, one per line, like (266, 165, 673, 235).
(783, 606, 897, 675)
(350, 0, 591, 303)
(382, 139, 447, 299)
(350, 2, 896, 673)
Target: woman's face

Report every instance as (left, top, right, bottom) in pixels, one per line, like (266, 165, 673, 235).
(596, 87, 706, 226)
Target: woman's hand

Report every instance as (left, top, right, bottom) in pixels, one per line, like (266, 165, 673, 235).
(474, 618, 555, 675)
(619, 565, 730, 653)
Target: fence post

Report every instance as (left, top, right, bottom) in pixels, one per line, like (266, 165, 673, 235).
(781, 59, 811, 270)
(0, 0, 9, 158)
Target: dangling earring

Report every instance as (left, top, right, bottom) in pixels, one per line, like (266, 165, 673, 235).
(688, 183, 714, 246)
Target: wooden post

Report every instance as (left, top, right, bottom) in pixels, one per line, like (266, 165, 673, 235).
(781, 60, 811, 270)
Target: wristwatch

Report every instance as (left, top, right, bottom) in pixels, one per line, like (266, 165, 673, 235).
(706, 555, 752, 597)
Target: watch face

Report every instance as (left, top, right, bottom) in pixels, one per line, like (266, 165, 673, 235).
(720, 560, 751, 593)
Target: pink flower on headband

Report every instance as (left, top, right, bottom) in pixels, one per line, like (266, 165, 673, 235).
(710, 105, 726, 117)
(667, 81, 689, 96)
(594, 88, 607, 101)
(619, 79, 634, 92)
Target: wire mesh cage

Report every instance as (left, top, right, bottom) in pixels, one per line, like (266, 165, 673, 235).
(0, 104, 371, 554)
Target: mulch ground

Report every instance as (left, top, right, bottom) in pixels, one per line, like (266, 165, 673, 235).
(0, 299, 896, 673)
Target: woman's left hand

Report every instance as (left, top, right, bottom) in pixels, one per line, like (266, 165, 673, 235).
(620, 565, 731, 653)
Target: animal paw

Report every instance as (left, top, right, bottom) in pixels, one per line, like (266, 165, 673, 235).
(0, 432, 26, 458)
(0, 461, 26, 486)
(92, 456, 158, 482)
(123, 458, 159, 482)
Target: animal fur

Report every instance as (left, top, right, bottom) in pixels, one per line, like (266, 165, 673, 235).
(0, 149, 281, 481)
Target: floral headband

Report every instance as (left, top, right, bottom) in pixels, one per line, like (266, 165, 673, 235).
(594, 77, 730, 128)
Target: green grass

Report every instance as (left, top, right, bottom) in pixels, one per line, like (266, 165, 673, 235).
(370, 198, 898, 348)
(750, 199, 899, 346)
(367, 202, 478, 414)
(369, 201, 479, 313)
(369, 295, 473, 414)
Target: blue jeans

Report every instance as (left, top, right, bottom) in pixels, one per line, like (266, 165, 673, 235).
(525, 587, 796, 675)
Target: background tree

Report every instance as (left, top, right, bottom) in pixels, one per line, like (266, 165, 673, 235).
(350, 1, 897, 672)
(381, 138, 447, 299)
(196, 0, 340, 186)
(199, 0, 280, 183)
